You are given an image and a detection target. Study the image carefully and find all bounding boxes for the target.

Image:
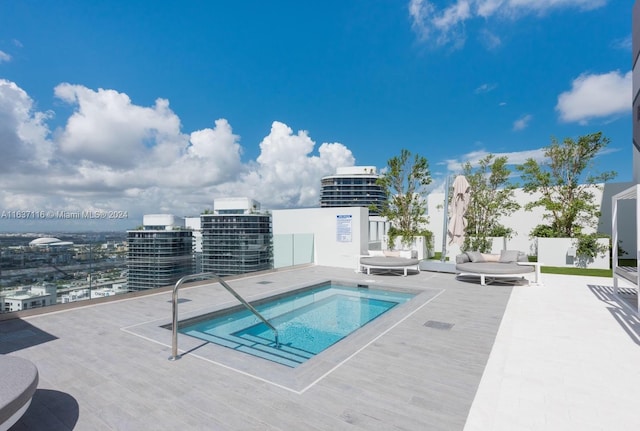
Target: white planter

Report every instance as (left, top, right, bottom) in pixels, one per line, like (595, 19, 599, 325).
(536, 237, 609, 269)
(384, 236, 429, 260)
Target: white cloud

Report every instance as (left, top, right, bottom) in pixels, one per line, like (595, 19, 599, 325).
(230, 122, 355, 208)
(409, 0, 607, 48)
(55, 83, 185, 168)
(479, 28, 502, 50)
(556, 70, 631, 124)
(409, 0, 470, 47)
(0, 79, 53, 172)
(474, 83, 498, 94)
(0, 81, 355, 230)
(0, 50, 11, 63)
(444, 147, 546, 171)
(512, 114, 532, 131)
(611, 35, 632, 51)
(409, 0, 436, 41)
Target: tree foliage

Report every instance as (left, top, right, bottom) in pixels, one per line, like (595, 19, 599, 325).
(462, 154, 520, 252)
(517, 132, 616, 238)
(376, 149, 432, 247)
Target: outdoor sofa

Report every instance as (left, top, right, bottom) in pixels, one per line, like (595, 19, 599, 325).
(455, 250, 539, 285)
(359, 250, 420, 276)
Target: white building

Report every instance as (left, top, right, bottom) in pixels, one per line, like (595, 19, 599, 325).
(185, 216, 203, 273)
(2, 283, 57, 312)
(126, 214, 194, 291)
(320, 166, 386, 215)
(201, 198, 273, 276)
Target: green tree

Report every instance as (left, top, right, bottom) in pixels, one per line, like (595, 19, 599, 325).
(375, 149, 432, 248)
(517, 132, 616, 238)
(462, 155, 520, 252)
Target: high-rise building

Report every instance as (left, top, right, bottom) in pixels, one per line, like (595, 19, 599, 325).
(201, 198, 273, 276)
(320, 166, 386, 215)
(185, 216, 203, 273)
(634, 0, 640, 183)
(126, 214, 194, 291)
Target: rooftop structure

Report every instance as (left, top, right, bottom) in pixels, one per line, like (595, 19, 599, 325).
(28, 237, 74, 248)
(1, 282, 57, 312)
(320, 166, 386, 215)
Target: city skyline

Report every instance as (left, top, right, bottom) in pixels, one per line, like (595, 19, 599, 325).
(0, 0, 634, 231)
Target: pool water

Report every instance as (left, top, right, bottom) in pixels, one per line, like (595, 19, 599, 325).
(178, 284, 415, 367)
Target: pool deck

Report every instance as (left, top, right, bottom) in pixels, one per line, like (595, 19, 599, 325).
(2, 265, 639, 430)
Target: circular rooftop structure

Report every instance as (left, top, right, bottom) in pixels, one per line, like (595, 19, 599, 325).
(29, 237, 62, 246)
(29, 237, 73, 247)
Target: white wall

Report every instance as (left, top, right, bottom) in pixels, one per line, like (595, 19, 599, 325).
(271, 207, 369, 269)
(537, 237, 610, 269)
(143, 214, 185, 228)
(426, 181, 636, 256)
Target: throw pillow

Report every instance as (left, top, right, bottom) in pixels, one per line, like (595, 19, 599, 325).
(466, 251, 484, 263)
(481, 253, 500, 262)
(499, 250, 520, 263)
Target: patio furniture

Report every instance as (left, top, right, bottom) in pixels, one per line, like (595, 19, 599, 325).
(455, 250, 536, 286)
(359, 255, 420, 276)
(0, 355, 38, 431)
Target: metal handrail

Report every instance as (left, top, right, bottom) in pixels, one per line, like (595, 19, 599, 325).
(169, 272, 279, 361)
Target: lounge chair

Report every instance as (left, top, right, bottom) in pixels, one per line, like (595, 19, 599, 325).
(455, 250, 540, 285)
(359, 250, 420, 276)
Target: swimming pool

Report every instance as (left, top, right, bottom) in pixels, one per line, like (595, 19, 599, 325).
(177, 283, 415, 367)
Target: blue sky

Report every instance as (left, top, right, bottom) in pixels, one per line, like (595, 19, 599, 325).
(0, 0, 634, 231)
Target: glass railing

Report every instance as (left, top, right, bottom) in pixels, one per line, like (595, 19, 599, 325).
(0, 233, 315, 314)
(272, 234, 314, 268)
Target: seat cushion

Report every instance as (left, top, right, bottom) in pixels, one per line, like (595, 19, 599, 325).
(360, 256, 420, 267)
(456, 262, 533, 275)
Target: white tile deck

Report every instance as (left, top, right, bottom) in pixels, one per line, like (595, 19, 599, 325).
(465, 274, 640, 431)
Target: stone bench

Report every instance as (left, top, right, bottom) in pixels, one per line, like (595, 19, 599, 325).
(0, 355, 39, 431)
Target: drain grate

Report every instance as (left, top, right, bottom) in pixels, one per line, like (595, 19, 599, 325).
(256, 281, 273, 285)
(423, 320, 454, 330)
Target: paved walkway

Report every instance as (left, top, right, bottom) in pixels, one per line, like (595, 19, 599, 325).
(465, 274, 640, 430)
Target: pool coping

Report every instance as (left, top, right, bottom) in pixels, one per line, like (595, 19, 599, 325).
(122, 279, 444, 393)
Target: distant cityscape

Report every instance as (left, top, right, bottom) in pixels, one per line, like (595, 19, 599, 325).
(1, 167, 387, 313)
(0, 231, 129, 312)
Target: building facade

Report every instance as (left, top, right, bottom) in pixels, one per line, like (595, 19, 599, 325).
(634, 1, 640, 183)
(320, 166, 386, 215)
(2, 283, 57, 312)
(126, 214, 194, 291)
(201, 198, 273, 276)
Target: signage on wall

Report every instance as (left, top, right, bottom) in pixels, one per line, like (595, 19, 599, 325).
(336, 214, 352, 242)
